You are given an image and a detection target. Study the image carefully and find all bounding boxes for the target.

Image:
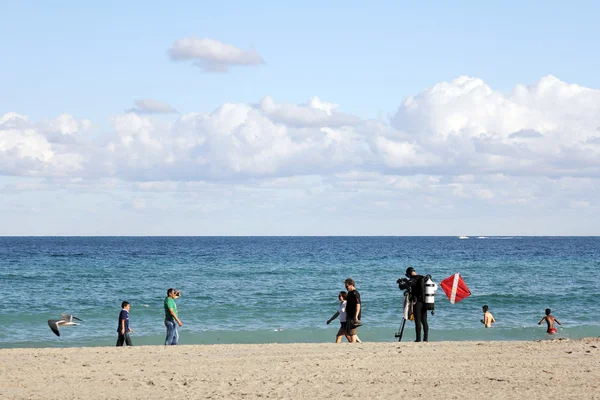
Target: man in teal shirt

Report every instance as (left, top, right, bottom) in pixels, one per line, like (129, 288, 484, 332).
(164, 288, 182, 345)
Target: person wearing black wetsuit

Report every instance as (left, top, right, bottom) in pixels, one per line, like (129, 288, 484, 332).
(399, 267, 428, 342)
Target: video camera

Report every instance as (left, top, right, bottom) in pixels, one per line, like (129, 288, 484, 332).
(396, 277, 411, 292)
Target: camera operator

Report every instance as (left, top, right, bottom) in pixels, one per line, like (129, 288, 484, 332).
(398, 267, 429, 342)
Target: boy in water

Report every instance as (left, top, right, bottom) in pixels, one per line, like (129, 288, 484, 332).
(538, 308, 562, 334)
(480, 305, 496, 328)
(116, 301, 133, 346)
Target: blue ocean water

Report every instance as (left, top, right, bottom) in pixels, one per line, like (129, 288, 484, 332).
(0, 236, 598, 348)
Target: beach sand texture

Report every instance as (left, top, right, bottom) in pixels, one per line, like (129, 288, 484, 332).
(1, 339, 599, 399)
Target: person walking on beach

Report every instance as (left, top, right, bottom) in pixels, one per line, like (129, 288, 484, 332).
(116, 301, 133, 346)
(164, 288, 182, 345)
(398, 267, 428, 342)
(538, 308, 562, 334)
(480, 305, 496, 328)
(327, 291, 362, 343)
(344, 278, 362, 343)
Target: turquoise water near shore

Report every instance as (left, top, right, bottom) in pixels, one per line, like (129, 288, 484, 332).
(1, 236, 599, 348)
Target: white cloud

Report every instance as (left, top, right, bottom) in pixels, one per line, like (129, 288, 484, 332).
(570, 200, 591, 209)
(0, 112, 86, 176)
(389, 75, 600, 177)
(127, 99, 178, 114)
(168, 37, 264, 73)
(256, 96, 360, 128)
(3, 75, 600, 193)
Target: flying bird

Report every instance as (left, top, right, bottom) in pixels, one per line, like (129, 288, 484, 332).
(48, 314, 83, 337)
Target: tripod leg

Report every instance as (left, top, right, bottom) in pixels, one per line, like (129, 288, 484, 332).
(398, 318, 407, 342)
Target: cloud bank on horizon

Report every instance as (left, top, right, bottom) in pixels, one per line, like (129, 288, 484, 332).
(2, 74, 599, 183)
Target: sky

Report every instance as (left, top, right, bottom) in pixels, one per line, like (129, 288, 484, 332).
(1, 1, 600, 235)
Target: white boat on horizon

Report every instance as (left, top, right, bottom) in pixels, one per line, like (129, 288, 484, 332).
(458, 235, 469, 239)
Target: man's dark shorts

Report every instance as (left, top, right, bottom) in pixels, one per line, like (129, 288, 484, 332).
(346, 321, 360, 336)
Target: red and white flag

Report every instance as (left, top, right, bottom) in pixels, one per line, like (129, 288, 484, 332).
(440, 273, 471, 304)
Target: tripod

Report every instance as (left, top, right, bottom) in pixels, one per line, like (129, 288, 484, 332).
(394, 290, 411, 342)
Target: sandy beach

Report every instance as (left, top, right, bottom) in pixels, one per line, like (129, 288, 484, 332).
(1, 339, 599, 399)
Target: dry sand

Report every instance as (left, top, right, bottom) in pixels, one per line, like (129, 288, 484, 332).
(1, 339, 599, 399)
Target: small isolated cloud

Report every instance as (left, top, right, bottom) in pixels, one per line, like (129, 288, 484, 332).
(127, 99, 178, 114)
(509, 129, 543, 139)
(168, 37, 264, 73)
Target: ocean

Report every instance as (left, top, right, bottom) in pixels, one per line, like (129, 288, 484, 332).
(1, 236, 598, 348)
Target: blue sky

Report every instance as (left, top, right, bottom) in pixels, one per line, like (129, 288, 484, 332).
(1, 1, 600, 235)
(4, 1, 599, 121)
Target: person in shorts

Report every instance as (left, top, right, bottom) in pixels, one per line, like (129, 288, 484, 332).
(327, 291, 362, 343)
(344, 278, 362, 343)
(538, 308, 562, 334)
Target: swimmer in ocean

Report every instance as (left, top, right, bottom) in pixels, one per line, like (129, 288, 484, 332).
(538, 308, 562, 334)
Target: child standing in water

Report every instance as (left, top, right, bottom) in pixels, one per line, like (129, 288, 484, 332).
(480, 305, 496, 328)
(538, 308, 562, 334)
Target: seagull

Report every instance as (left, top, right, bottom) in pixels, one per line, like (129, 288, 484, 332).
(48, 314, 83, 337)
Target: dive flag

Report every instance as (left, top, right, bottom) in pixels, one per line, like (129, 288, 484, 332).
(440, 273, 471, 304)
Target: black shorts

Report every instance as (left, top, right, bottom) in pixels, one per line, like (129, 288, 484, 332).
(336, 322, 347, 336)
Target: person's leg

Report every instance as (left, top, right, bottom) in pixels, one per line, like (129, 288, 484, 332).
(346, 325, 357, 343)
(336, 324, 346, 343)
(165, 320, 175, 345)
(116, 334, 124, 347)
(422, 307, 429, 342)
(355, 336, 362, 343)
(124, 332, 132, 346)
(413, 302, 423, 342)
(172, 324, 179, 345)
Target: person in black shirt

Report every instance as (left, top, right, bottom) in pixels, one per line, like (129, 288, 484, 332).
(344, 278, 362, 343)
(399, 267, 428, 342)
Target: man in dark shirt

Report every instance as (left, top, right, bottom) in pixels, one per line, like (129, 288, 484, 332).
(344, 278, 362, 343)
(116, 301, 133, 346)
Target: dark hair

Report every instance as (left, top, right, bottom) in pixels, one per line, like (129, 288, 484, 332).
(339, 291, 347, 300)
(121, 301, 129, 308)
(344, 278, 355, 286)
(405, 267, 415, 277)
(167, 288, 174, 295)
(482, 305, 488, 312)
(545, 308, 551, 315)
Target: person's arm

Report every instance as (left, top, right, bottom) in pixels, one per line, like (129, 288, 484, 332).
(169, 307, 182, 326)
(327, 311, 340, 324)
(120, 318, 125, 335)
(354, 304, 361, 322)
(491, 314, 496, 324)
(554, 317, 562, 326)
(538, 317, 545, 325)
